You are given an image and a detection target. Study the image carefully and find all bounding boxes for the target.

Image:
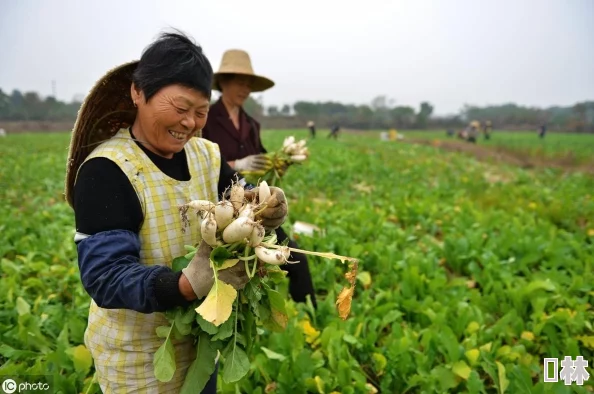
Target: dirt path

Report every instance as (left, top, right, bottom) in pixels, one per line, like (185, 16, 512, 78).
(405, 138, 594, 176)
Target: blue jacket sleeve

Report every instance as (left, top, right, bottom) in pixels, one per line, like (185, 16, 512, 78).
(76, 229, 176, 314)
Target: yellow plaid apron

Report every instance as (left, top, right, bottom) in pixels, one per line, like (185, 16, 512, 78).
(79, 129, 221, 393)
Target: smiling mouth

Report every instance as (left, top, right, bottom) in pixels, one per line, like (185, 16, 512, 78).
(168, 130, 187, 140)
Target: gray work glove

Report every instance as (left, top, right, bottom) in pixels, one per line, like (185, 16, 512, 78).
(233, 154, 271, 172)
(244, 186, 288, 230)
(182, 241, 250, 299)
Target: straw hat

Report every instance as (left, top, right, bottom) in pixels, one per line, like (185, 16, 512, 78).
(213, 49, 274, 92)
(64, 60, 139, 208)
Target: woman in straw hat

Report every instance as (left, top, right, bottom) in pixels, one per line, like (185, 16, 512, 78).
(202, 49, 317, 309)
(64, 31, 288, 393)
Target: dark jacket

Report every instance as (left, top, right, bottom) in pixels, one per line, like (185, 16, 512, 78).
(202, 99, 267, 161)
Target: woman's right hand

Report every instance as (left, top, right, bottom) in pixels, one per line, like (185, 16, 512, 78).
(233, 154, 271, 172)
(179, 273, 198, 301)
(181, 241, 250, 299)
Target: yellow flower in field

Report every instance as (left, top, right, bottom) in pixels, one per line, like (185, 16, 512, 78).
(528, 202, 537, 210)
(588, 229, 594, 237)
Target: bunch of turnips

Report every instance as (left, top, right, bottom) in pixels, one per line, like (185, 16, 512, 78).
(153, 180, 359, 392)
(241, 136, 310, 186)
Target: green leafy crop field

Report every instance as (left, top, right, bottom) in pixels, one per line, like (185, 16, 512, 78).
(0, 130, 593, 393)
(403, 130, 594, 165)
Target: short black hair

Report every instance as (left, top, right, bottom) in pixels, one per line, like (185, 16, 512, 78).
(132, 30, 213, 101)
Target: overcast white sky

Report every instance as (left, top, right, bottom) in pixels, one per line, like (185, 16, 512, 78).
(1, 0, 592, 115)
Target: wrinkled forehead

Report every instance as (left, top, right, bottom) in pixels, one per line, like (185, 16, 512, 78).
(155, 84, 210, 106)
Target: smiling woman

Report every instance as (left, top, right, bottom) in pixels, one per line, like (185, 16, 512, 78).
(63, 31, 289, 393)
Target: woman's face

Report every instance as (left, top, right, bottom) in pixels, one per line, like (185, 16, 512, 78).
(131, 83, 210, 158)
(220, 75, 253, 107)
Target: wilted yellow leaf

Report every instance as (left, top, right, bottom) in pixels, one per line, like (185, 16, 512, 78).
(272, 310, 288, 330)
(452, 360, 472, 380)
(372, 353, 387, 376)
(265, 382, 277, 393)
(365, 383, 378, 394)
(466, 321, 480, 335)
(355, 322, 364, 337)
(218, 259, 240, 270)
(314, 376, 324, 393)
(344, 271, 356, 283)
(521, 331, 535, 341)
(577, 335, 594, 350)
(300, 319, 320, 344)
(465, 349, 480, 365)
(357, 271, 372, 288)
(336, 286, 354, 320)
(195, 281, 237, 326)
(520, 353, 533, 366)
(496, 361, 509, 393)
(67, 345, 93, 374)
(354, 182, 374, 193)
(496, 345, 511, 358)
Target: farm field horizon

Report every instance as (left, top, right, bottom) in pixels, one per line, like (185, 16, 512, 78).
(1, 129, 593, 393)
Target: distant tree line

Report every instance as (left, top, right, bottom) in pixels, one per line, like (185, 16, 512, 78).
(0, 89, 82, 122)
(1, 88, 593, 133)
(256, 96, 594, 133)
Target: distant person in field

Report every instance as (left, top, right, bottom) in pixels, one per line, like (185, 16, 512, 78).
(64, 31, 289, 393)
(201, 48, 317, 309)
(467, 121, 479, 143)
(307, 120, 316, 138)
(483, 120, 492, 140)
(328, 124, 340, 139)
(539, 123, 547, 139)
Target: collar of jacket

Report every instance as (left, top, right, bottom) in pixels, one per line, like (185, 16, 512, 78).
(209, 98, 256, 143)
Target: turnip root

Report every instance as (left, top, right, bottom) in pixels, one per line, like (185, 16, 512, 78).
(290, 155, 307, 162)
(230, 183, 244, 212)
(214, 200, 234, 229)
(259, 181, 271, 204)
(254, 245, 291, 265)
(185, 200, 215, 212)
(248, 223, 265, 247)
(238, 203, 255, 220)
(282, 136, 295, 149)
(201, 213, 218, 247)
(222, 216, 256, 244)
